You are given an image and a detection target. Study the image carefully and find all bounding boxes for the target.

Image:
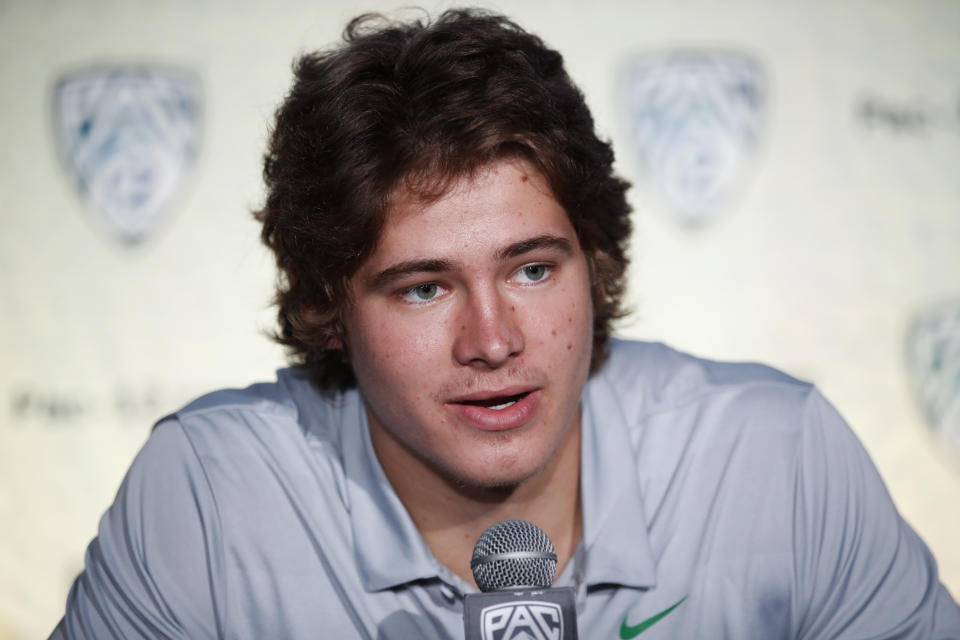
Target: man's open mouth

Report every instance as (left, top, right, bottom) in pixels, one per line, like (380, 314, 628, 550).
(456, 391, 532, 411)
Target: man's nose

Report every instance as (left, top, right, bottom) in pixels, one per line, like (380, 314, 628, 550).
(452, 289, 524, 368)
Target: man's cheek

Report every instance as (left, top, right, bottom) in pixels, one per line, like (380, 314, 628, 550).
(367, 322, 448, 373)
(538, 289, 591, 345)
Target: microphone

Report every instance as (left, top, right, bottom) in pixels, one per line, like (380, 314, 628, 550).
(463, 520, 579, 640)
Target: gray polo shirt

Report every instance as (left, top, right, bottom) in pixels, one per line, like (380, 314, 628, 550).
(52, 339, 960, 638)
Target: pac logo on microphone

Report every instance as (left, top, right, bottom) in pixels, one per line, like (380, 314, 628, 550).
(480, 600, 563, 640)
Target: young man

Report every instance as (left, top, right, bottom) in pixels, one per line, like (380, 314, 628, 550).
(53, 10, 959, 639)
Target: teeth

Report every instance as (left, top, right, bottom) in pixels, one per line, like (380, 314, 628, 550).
(459, 392, 528, 410)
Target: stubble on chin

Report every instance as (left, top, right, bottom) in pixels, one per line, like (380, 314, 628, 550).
(436, 411, 578, 501)
(427, 431, 530, 498)
(449, 476, 519, 501)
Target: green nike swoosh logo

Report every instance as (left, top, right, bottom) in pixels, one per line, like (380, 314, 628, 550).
(619, 596, 687, 639)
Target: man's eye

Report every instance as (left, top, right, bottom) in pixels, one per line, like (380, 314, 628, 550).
(400, 283, 441, 302)
(515, 264, 551, 284)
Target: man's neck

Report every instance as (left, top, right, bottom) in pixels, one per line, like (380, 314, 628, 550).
(370, 413, 583, 590)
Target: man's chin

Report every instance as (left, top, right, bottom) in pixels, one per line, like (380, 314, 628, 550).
(441, 459, 546, 499)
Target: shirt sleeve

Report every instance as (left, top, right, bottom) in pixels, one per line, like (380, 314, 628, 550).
(792, 389, 960, 639)
(50, 418, 223, 639)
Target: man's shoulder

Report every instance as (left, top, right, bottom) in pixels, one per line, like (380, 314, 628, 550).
(596, 341, 831, 550)
(165, 368, 352, 454)
(603, 338, 813, 406)
(142, 369, 357, 537)
(597, 338, 821, 449)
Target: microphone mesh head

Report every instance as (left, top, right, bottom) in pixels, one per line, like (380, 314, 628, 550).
(470, 520, 557, 592)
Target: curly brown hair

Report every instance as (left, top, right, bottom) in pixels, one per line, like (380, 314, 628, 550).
(255, 9, 632, 392)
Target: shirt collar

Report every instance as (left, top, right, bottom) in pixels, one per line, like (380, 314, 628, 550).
(340, 389, 441, 592)
(340, 362, 658, 593)
(579, 365, 658, 590)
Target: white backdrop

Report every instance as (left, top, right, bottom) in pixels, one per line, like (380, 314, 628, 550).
(1, 1, 958, 638)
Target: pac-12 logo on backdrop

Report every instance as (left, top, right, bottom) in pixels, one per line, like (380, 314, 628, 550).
(53, 66, 201, 245)
(481, 601, 563, 640)
(620, 51, 764, 227)
(906, 299, 960, 467)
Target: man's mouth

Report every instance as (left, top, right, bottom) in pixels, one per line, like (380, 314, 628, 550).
(446, 386, 541, 430)
(458, 391, 531, 411)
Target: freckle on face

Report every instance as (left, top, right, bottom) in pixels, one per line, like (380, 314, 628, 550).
(551, 329, 557, 336)
(567, 344, 572, 350)
(511, 306, 516, 312)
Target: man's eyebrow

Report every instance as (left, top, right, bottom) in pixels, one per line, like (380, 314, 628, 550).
(367, 235, 574, 290)
(497, 234, 574, 261)
(367, 258, 457, 290)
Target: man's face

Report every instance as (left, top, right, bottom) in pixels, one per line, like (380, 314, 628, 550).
(343, 158, 594, 490)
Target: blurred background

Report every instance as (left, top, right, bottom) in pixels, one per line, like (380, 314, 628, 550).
(1, 1, 958, 637)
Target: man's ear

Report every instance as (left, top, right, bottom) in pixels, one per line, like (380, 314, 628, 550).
(300, 305, 345, 350)
(320, 331, 344, 351)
